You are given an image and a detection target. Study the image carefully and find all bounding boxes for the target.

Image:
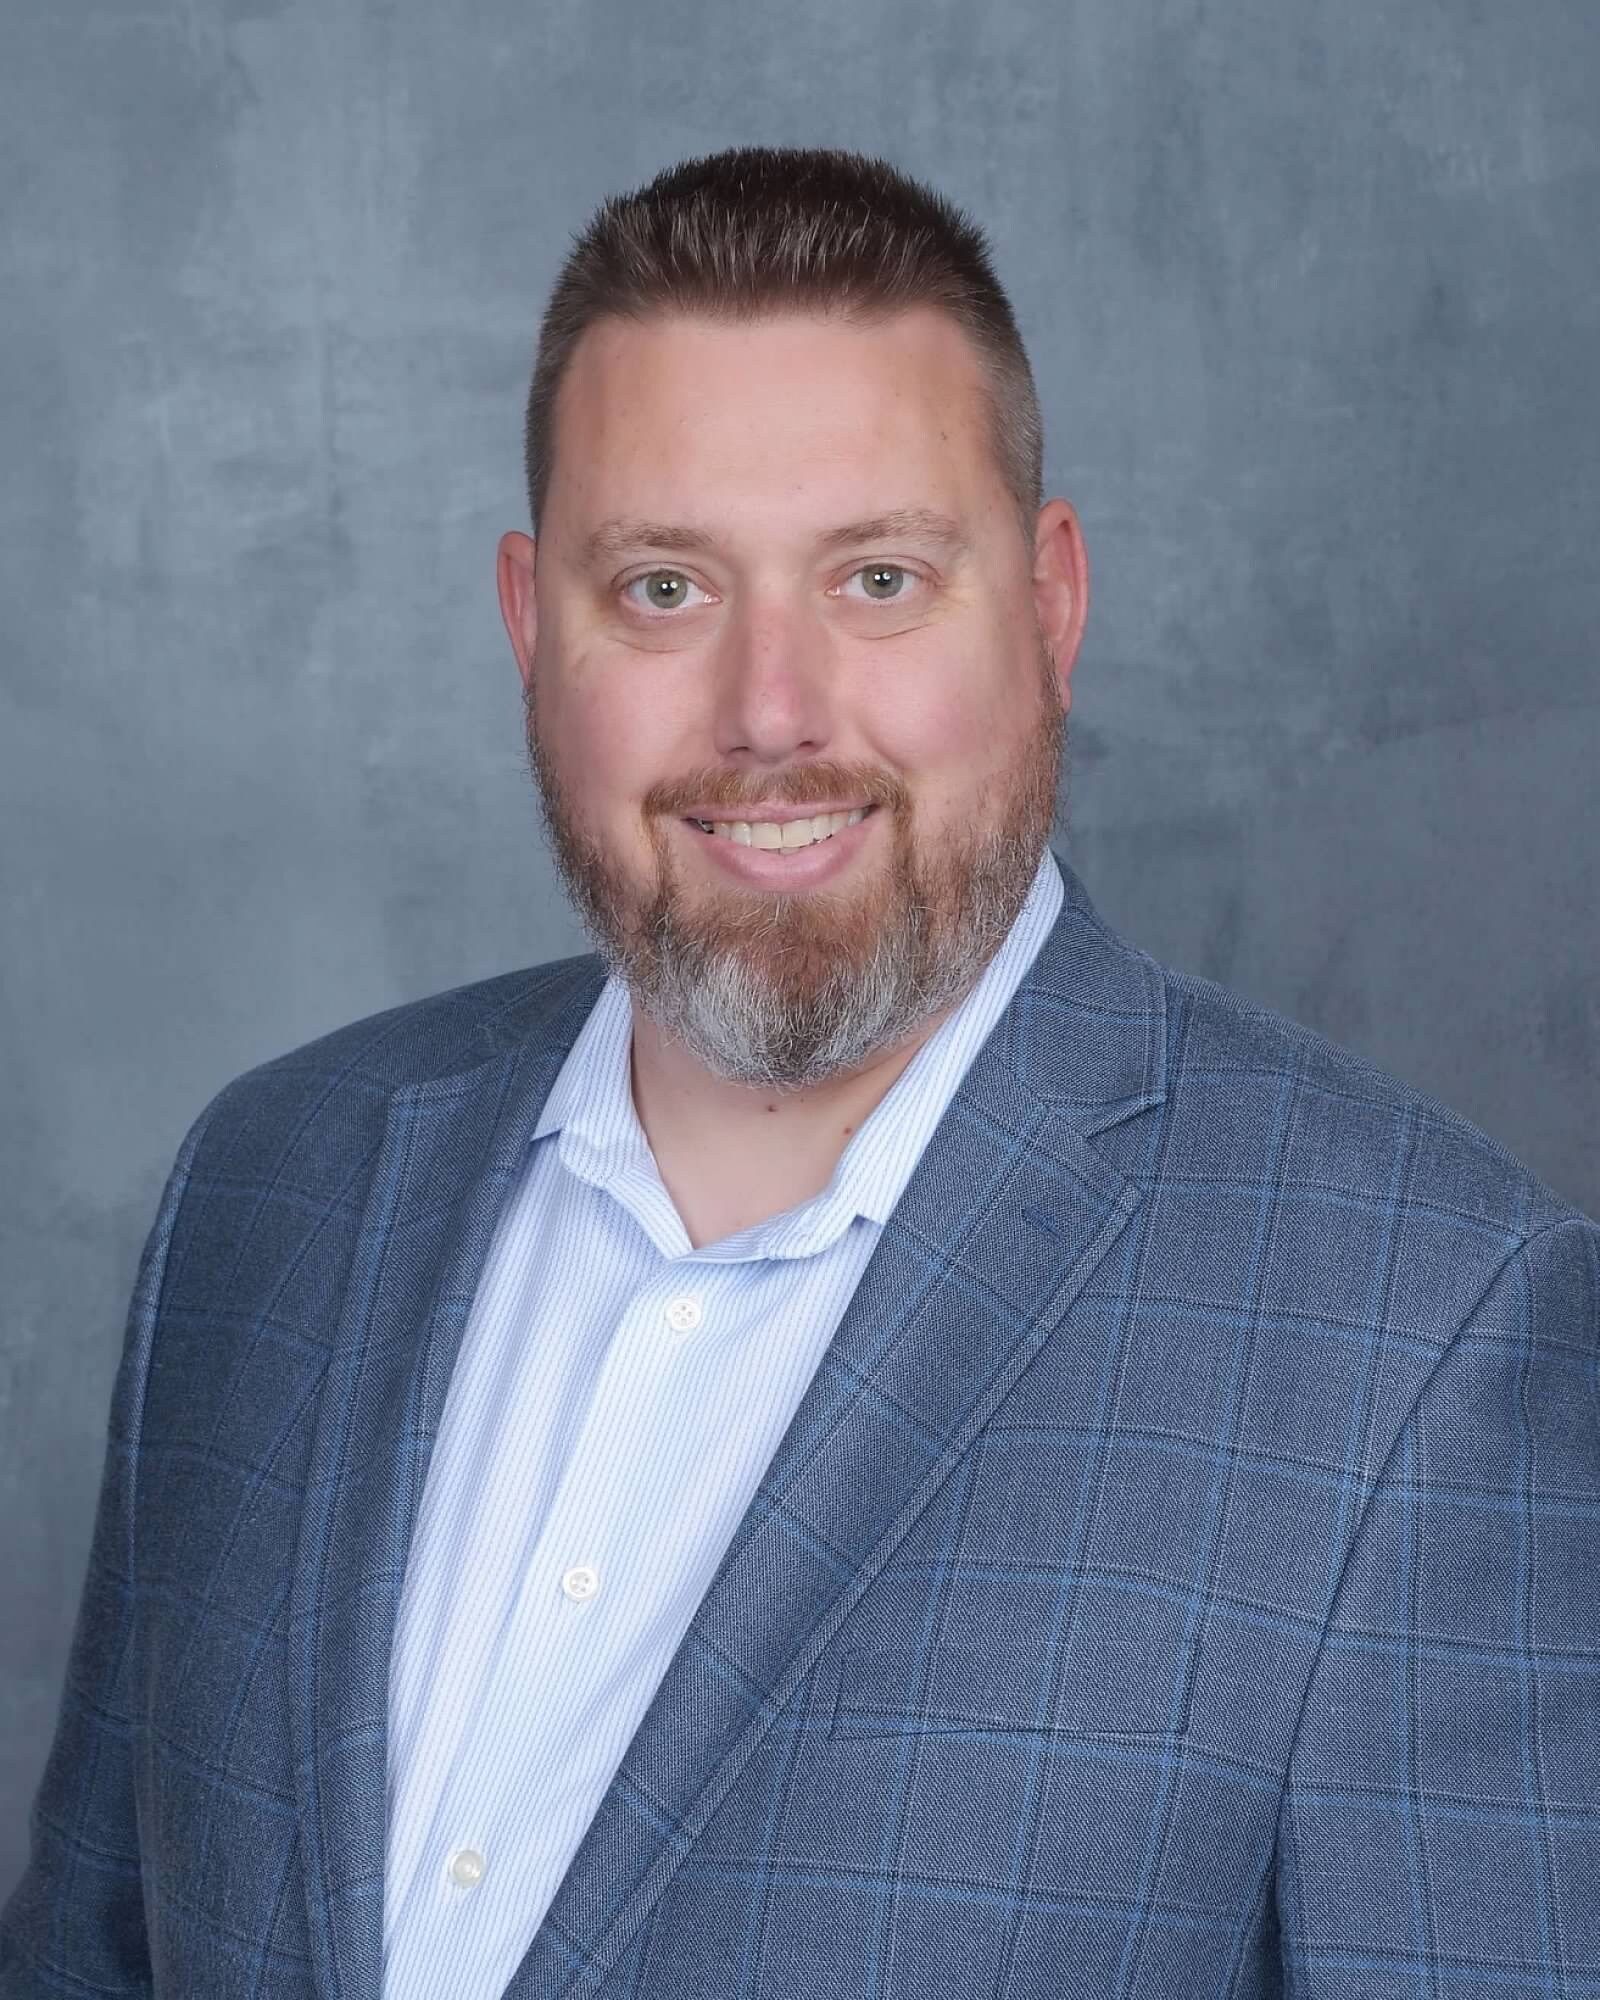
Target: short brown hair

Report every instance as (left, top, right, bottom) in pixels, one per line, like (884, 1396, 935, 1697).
(524, 145, 1043, 545)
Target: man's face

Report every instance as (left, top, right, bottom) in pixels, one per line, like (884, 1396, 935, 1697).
(500, 306, 1085, 1088)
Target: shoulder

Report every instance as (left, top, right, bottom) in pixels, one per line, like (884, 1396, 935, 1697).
(1127, 959, 1597, 1445)
(239, 950, 605, 1092)
(1039, 864, 1585, 1248)
(1132, 961, 1597, 1367)
(1034, 861, 1592, 1356)
(177, 950, 606, 1179)
(1156, 960, 1583, 1241)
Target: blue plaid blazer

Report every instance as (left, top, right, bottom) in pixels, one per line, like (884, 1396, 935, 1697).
(5, 858, 1597, 1998)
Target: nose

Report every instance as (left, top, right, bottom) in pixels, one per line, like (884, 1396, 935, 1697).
(709, 594, 833, 765)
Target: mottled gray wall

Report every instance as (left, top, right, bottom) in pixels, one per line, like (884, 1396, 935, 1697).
(2, 0, 1595, 1890)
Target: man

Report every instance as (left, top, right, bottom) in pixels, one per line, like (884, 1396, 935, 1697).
(3, 144, 1595, 2000)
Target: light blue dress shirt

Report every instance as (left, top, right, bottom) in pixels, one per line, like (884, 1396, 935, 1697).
(383, 851, 1064, 1999)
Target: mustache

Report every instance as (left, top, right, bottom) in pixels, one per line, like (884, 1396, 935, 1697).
(643, 762, 909, 818)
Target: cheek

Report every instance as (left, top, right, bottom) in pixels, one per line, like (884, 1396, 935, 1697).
(535, 659, 686, 833)
(866, 653, 1035, 795)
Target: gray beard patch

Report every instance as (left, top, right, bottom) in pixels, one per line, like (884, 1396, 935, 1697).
(619, 826, 1041, 1090)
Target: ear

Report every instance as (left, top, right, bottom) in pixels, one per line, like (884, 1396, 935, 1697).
(1030, 499, 1089, 715)
(497, 531, 539, 695)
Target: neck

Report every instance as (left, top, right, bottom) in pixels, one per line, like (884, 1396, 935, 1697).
(627, 998, 957, 1250)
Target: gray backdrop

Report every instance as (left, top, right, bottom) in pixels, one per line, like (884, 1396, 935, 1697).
(2, 0, 1595, 1893)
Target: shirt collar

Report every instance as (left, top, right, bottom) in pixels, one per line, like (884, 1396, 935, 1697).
(534, 849, 1064, 1260)
(819, 847, 1062, 1231)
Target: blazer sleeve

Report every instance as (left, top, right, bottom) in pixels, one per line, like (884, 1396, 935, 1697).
(1275, 1215, 1600, 1997)
(0, 1102, 217, 1998)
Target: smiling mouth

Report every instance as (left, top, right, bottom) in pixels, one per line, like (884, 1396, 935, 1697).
(687, 806, 873, 851)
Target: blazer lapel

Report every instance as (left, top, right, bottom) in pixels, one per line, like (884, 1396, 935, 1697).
(288, 961, 604, 2000)
(507, 859, 1168, 2000)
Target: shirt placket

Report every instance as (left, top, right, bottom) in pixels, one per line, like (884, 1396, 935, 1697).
(398, 1258, 723, 1975)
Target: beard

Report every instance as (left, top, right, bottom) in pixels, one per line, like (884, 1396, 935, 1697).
(526, 642, 1064, 1091)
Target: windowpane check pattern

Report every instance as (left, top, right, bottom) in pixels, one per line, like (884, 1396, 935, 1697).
(4, 852, 1594, 2000)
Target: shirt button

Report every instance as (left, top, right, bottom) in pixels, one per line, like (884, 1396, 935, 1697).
(664, 1294, 703, 1333)
(561, 1564, 600, 1601)
(448, 1848, 486, 1889)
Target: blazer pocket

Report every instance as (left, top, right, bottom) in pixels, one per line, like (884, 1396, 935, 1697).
(826, 1619, 1196, 1744)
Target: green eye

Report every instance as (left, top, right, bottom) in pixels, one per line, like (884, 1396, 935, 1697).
(623, 571, 700, 612)
(858, 565, 907, 601)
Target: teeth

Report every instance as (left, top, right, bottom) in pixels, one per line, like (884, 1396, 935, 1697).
(703, 807, 867, 850)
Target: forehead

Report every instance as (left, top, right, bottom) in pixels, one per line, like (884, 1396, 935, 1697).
(545, 306, 1005, 542)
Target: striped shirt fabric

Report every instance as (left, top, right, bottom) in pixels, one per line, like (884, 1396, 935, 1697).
(381, 850, 1064, 2000)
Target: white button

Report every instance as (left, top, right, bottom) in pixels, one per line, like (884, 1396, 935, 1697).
(664, 1294, 703, 1333)
(561, 1564, 600, 1601)
(448, 1847, 486, 1889)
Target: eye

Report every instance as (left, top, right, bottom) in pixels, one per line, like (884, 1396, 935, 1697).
(840, 563, 921, 604)
(620, 570, 713, 614)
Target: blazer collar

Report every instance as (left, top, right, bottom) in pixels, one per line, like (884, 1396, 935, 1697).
(995, 853, 1167, 1134)
(287, 854, 1164, 1999)
(466, 853, 1167, 1138)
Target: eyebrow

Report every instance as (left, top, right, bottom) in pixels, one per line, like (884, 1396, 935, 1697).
(577, 507, 969, 568)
